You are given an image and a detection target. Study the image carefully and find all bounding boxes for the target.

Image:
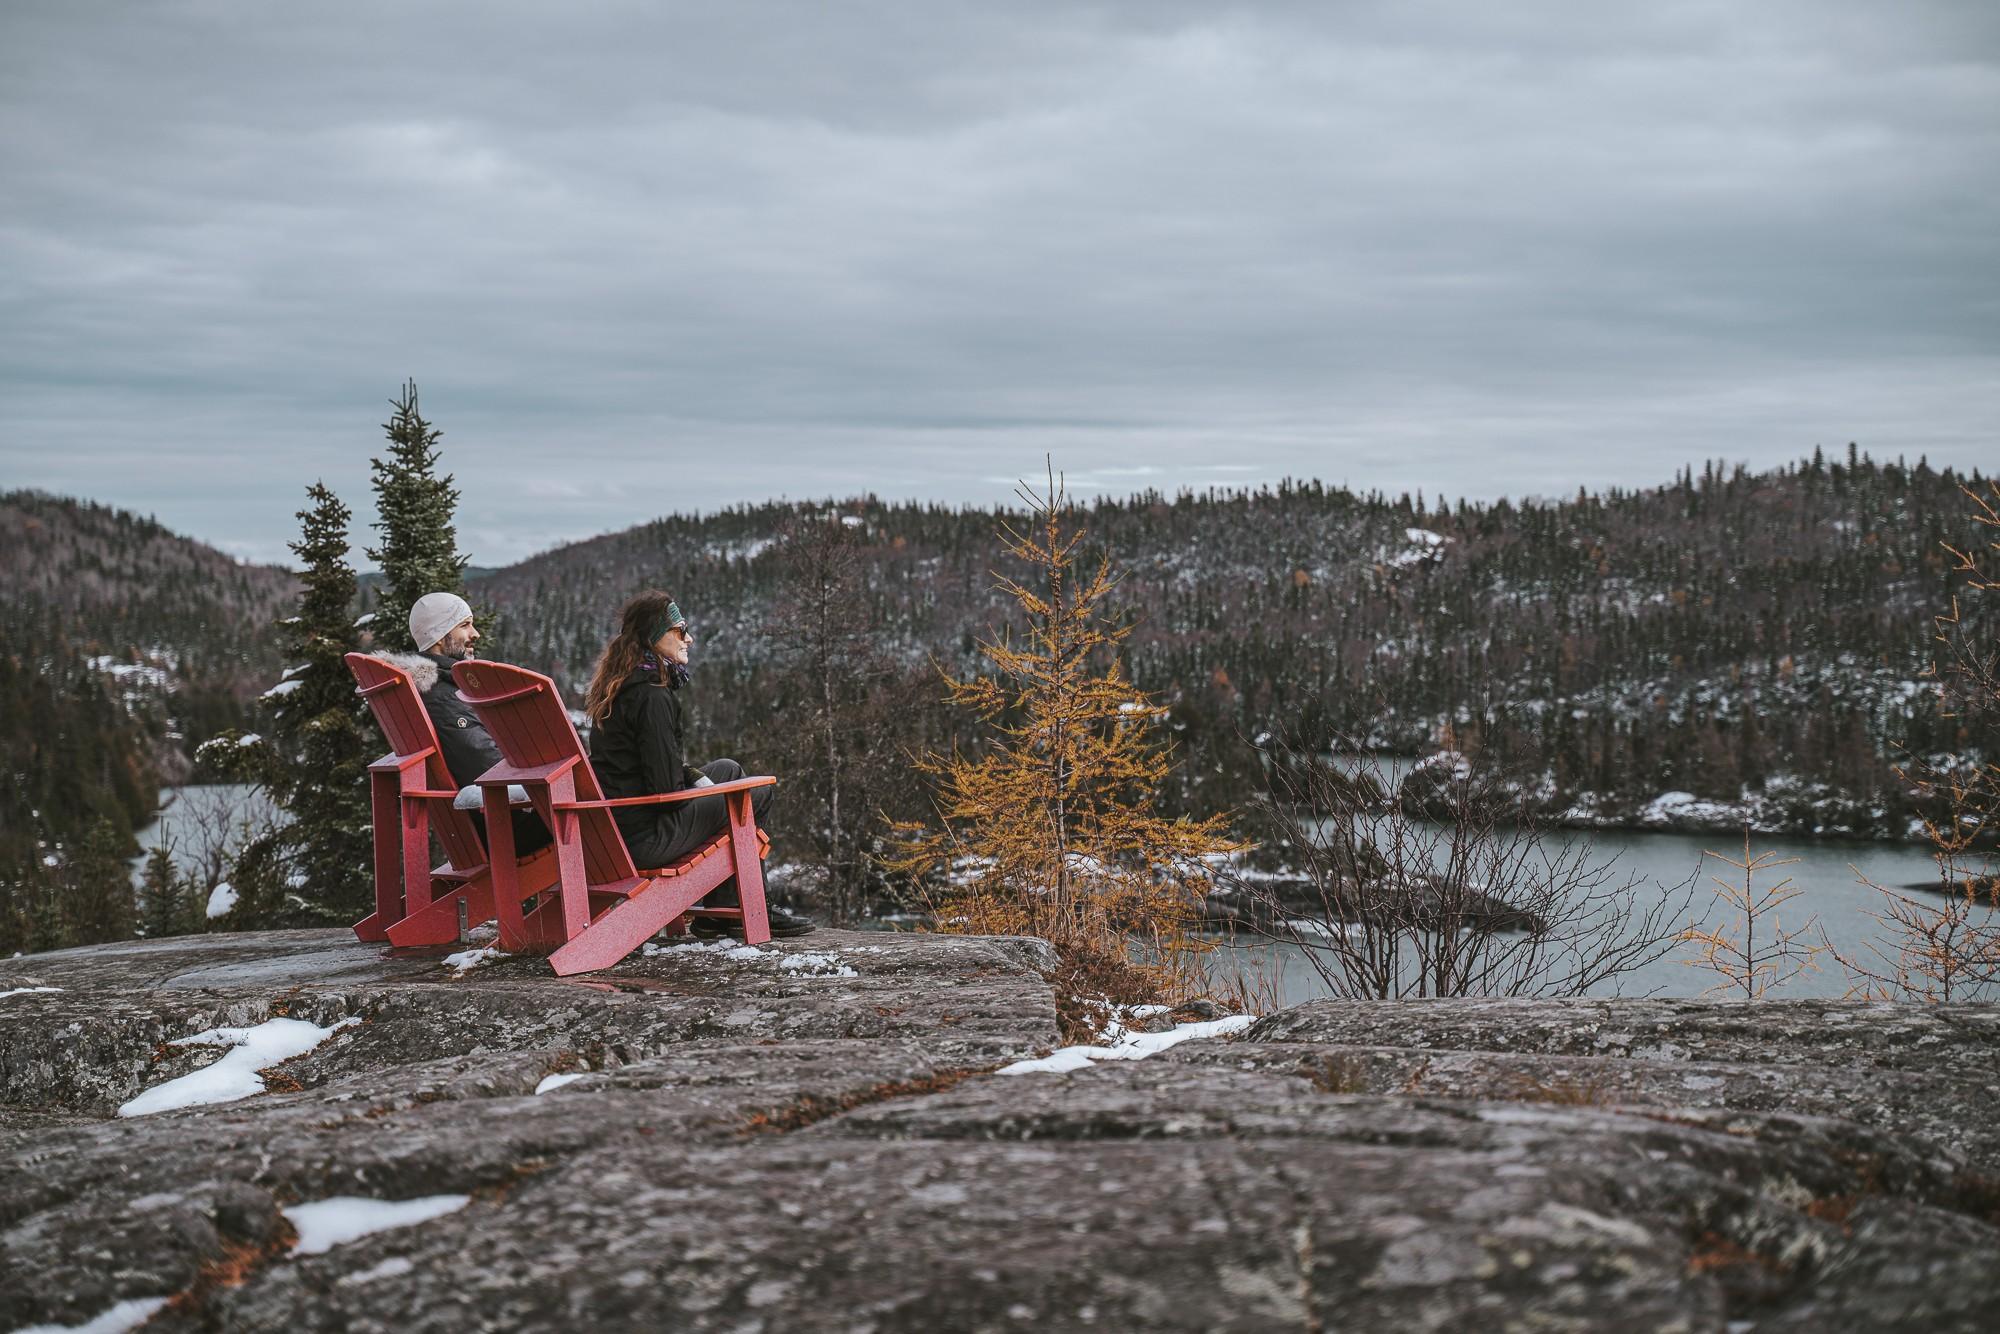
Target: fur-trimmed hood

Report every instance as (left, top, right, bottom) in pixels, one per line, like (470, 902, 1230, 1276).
(368, 650, 502, 787)
(371, 650, 444, 695)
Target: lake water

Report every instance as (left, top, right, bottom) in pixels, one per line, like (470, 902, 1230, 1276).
(1205, 821, 1967, 1005)
(130, 784, 281, 886)
(1203, 754, 1985, 1003)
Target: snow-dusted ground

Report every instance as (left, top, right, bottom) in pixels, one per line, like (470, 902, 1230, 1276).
(636, 937, 873, 979)
(1000, 1013, 1255, 1076)
(534, 1072, 585, 1095)
(117, 1017, 359, 1117)
(12, 1295, 170, 1334)
(0, 985, 62, 1001)
(442, 945, 507, 976)
(284, 1195, 472, 1255)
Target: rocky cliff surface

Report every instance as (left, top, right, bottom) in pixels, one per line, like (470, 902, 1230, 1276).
(3, 930, 1997, 1332)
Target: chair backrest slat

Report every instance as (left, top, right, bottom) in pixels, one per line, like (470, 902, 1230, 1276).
(451, 661, 638, 882)
(344, 652, 487, 872)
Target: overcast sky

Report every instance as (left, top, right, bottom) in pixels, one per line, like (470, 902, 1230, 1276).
(2, 1, 1995, 566)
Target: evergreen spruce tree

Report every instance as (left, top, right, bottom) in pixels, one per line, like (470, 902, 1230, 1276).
(26, 860, 70, 955)
(366, 381, 470, 652)
(197, 482, 374, 924)
(275, 483, 374, 917)
(61, 817, 138, 946)
(138, 844, 189, 939)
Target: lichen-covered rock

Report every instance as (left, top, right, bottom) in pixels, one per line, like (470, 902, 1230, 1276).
(3, 931, 1997, 1332)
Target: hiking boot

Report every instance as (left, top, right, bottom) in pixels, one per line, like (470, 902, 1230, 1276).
(692, 906, 817, 939)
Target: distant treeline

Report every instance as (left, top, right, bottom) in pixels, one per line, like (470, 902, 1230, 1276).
(475, 446, 1985, 842)
(1, 446, 1986, 931)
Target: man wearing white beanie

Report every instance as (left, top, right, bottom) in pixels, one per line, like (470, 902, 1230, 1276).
(378, 591, 552, 854)
(409, 591, 477, 661)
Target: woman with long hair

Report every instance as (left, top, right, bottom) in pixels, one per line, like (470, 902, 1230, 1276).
(583, 589, 815, 938)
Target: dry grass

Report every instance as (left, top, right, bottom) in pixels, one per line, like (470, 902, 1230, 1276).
(1507, 1070, 1615, 1107)
(740, 1067, 987, 1135)
(1686, 1231, 1789, 1277)
(1307, 1053, 1374, 1095)
(1050, 944, 1169, 1045)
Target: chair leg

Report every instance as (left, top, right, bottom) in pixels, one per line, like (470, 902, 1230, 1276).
(727, 791, 770, 945)
(386, 871, 495, 947)
(400, 774, 433, 920)
(354, 769, 404, 942)
(547, 769, 593, 947)
(484, 785, 529, 952)
(548, 855, 732, 977)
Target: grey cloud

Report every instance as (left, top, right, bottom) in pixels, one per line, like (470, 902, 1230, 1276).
(0, 1, 1994, 565)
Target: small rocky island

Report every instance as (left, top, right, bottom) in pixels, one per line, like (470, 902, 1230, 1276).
(3, 930, 1997, 1331)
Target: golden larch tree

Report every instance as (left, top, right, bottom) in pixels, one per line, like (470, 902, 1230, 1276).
(891, 471, 1245, 1000)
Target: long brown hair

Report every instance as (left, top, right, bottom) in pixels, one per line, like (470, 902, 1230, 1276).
(584, 589, 678, 724)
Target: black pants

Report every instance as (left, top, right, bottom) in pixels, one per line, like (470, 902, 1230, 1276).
(471, 806, 554, 857)
(624, 760, 773, 883)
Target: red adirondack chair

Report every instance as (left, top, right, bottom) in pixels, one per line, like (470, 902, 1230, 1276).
(345, 653, 558, 946)
(450, 659, 775, 976)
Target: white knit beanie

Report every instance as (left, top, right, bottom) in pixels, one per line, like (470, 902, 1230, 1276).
(409, 592, 474, 653)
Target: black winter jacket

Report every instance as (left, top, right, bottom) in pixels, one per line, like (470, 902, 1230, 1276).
(589, 666, 703, 847)
(377, 651, 505, 788)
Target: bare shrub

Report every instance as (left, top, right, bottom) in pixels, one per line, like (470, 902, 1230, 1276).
(1232, 742, 1690, 999)
(1830, 866, 2000, 1001)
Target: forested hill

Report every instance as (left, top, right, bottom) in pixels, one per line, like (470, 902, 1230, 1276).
(472, 448, 1989, 840)
(1, 491, 297, 859)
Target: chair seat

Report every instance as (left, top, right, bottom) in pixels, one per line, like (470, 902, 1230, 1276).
(636, 828, 770, 878)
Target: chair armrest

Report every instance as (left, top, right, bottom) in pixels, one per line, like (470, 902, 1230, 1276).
(556, 775, 776, 811)
(471, 756, 581, 786)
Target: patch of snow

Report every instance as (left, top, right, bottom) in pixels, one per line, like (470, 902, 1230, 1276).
(280, 664, 310, 681)
(534, 1072, 585, 1095)
(338, 1256, 415, 1286)
(1408, 750, 1472, 783)
(710, 535, 775, 562)
(235, 733, 262, 747)
(118, 1017, 360, 1117)
(840, 514, 864, 527)
(0, 986, 62, 1001)
(1284, 918, 1360, 940)
(86, 656, 173, 689)
(778, 951, 857, 978)
(1639, 791, 1743, 828)
(352, 612, 377, 627)
(1383, 528, 1451, 568)
(641, 938, 773, 962)
(205, 882, 238, 919)
(284, 1194, 472, 1256)
(999, 1015, 1256, 1075)
(260, 678, 304, 700)
(42, 854, 60, 868)
(443, 946, 506, 976)
(11, 1295, 171, 1333)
